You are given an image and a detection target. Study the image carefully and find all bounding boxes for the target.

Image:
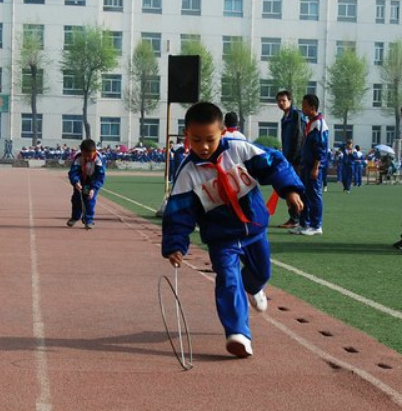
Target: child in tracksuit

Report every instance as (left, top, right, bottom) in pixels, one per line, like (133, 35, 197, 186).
(67, 139, 105, 229)
(353, 145, 365, 187)
(290, 94, 328, 236)
(341, 140, 355, 193)
(162, 102, 304, 358)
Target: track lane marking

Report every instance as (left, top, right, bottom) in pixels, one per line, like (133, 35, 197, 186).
(100, 188, 402, 320)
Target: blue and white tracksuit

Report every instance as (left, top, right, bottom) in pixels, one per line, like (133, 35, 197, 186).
(354, 150, 365, 187)
(68, 151, 105, 224)
(336, 152, 343, 182)
(300, 114, 329, 229)
(322, 149, 333, 188)
(341, 148, 355, 191)
(162, 139, 304, 339)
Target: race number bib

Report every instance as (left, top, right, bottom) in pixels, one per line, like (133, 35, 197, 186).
(194, 165, 257, 212)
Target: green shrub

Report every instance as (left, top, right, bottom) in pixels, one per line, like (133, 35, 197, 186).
(253, 136, 282, 150)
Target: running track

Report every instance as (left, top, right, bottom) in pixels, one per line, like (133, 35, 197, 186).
(0, 169, 401, 411)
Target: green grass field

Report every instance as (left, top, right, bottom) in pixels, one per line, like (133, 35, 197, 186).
(101, 175, 402, 353)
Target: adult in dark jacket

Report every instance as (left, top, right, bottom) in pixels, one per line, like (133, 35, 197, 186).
(276, 90, 306, 228)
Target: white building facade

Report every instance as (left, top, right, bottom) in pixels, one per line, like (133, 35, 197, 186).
(0, 0, 401, 151)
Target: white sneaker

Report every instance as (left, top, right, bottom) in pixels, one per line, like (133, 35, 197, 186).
(324, 186, 328, 192)
(300, 227, 323, 236)
(248, 289, 268, 312)
(288, 225, 307, 235)
(226, 334, 253, 358)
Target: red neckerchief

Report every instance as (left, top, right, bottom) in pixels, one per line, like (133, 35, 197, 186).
(303, 114, 323, 145)
(226, 127, 238, 133)
(202, 155, 251, 224)
(82, 152, 97, 182)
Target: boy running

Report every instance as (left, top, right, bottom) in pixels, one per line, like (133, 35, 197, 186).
(67, 139, 105, 229)
(162, 102, 304, 357)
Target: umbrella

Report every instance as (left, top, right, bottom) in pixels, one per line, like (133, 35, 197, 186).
(374, 144, 395, 156)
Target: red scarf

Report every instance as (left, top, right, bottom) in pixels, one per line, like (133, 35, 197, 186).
(82, 152, 97, 182)
(203, 155, 251, 224)
(226, 127, 238, 133)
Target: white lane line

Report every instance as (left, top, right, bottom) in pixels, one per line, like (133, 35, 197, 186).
(97, 199, 402, 409)
(101, 188, 402, 321)
(28, 173, 53, 411)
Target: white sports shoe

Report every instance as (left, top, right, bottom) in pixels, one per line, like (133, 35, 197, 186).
(248, 289, 268, 312)
(226, 334, 253, 358)
(288, 225, 307, 235)
(300, 227, 323, 236)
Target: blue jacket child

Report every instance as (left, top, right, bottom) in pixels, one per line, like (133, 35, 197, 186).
(162, 102, 304, 358)
(67, 139, 105, 229)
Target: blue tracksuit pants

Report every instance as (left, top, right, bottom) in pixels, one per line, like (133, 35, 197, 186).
(337, 163, 343, 182)
(342, 164, 354, 191)
(71, 188, 98, 223)
(208, 234, 271, 340)
(354, 165, 363, 186)
(300, 167, 323, 229)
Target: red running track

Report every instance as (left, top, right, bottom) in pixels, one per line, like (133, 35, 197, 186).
(0, 169, 401, 411)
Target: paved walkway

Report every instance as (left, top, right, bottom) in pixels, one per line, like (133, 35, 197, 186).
(0, 169, 401, 411)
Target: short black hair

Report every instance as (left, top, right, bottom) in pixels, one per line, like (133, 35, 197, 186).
(80, 139, 96, 152)
(302, 94, 319, 111)
(185, 102, 223, 128)
(224, 112, 238, 128)
(346, 139, 353, 146)
(276, 90, 293, 101)
(355, 145, 360, 151)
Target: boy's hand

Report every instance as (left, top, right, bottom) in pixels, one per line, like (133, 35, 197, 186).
(311, 168, 319, 180)
(168, 251, 183, 268)
(75, 182, 82, 191)
(88, 189, 95, 200)
(286, 192, 304, 214)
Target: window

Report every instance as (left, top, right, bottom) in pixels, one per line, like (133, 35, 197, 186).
(336, 41, 356, 57)
(374, 42, 384, 65)
(22, 69, 44, 94)
(334, 124, 353, 144)
(24, 0, 45, 4)
(177, 119, 185, 136)
(142, 0, 161, 13)
(222, 36, 241, 57)
(182, 0, 201, 15)
(0, 24, 2, 49)
(142, 119, 160, 140)
(372, 126, 381, 145)
(21, 114, 43, 139)
(306, 81, 317, 95)
(376, 0, 385, 23)
(300, 0, 319, 20)
(262, 0, 282, 19)
(373, 84, 382, 107)
(63, 71, 82, 95)
(107, 31, 123, 55)
(141, 32, 162, 57)
(386, 84, 395, 108)
(0, 68, 2, 92)
(338, 0, 357, 22)
(391, 1, 400, 24)
(65, 0, 85, 5)
(258, 122, 278, 138)
(101, 117, 121, 142)
(386, 126, 395, 145)
(261, 38, 281, 60)
(101, 74, 122, 98)
(180, 34, 201, 51)
(224, 0, 243, 17)
(23, 24, 44, 49)
(0, 114, 1, 139)
(221, 78, 231, 101)
(145, 76, 160, 99)
(64, 26, 83, 50)
(260, 80, 278, 103)
(298, 39, 318, 63)
(103, 0, 123, 12)
(62, 115, 83, 139)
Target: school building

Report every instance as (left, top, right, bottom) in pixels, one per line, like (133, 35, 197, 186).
(0, 0, 401, 151)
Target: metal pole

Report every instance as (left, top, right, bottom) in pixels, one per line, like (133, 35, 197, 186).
(164, 102, 172, 196)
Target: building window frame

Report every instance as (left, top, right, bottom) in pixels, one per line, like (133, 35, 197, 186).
(261, 37, 281, 61)
(372, 126, 382, 146)
(142, 118, 160, 141)
(373, 84, 383, 108)
(386, 125, 396, 145)
(103, 0, 123, 12)
(63, 71, 83, 96)
(101, 117, 121, 142)
(298, 39, 318, 63)
(181, 0, 201, 15)
(337, 0, 357, 22)
(390, 1, 400, 24)
(258, 122, 278, 138)
(23, 24, 45, 49)
(223, 0, 243, 17)
(101, 74, 122, 99)
(141, 32, 162, 57)
(65, 0, 86, 5)
(262, 0, 282, 19)
(62, 114, 83, 140)
(374, 42, 384, 65)
(376, 0, 385, 23)
(222, 35, 242, 57)
(21, 113, 43, 139)
(334, 124, 353, 144)
(260, 79, 278, 103)
(300, 0, 319, 21)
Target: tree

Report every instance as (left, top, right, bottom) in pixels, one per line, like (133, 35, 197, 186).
(326, 50, 368, 142)
(181, 39, 215, 102)
(61, 25, 118, 139)
(380, 40, 402, 142)
(18, 26, 46, 146)
(124, 40, 159, 144)
(269, 44, 312, 106)
(221, 40, 261, 132)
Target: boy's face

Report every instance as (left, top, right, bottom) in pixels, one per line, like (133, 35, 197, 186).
(301, 100, 316, 118)
(185, 121, 224, 160)
(82, 149, 96, 161)
(277, 95, 292, 112)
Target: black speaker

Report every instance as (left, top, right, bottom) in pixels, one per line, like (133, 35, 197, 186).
(168, 55, 201, 104)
